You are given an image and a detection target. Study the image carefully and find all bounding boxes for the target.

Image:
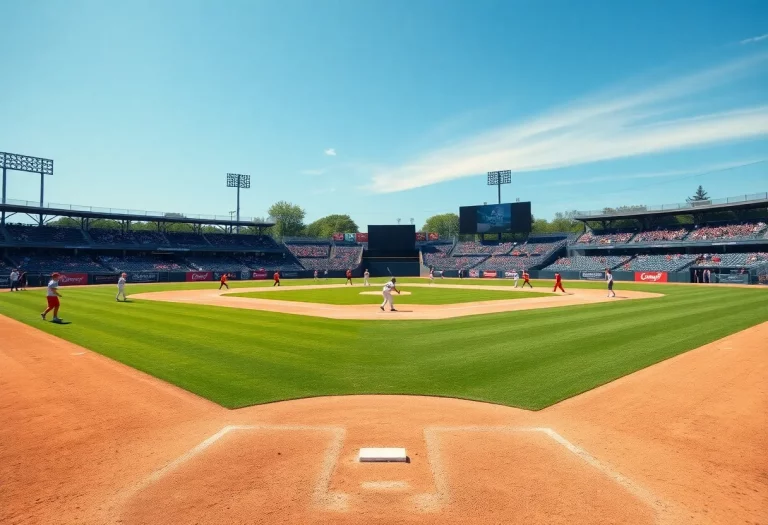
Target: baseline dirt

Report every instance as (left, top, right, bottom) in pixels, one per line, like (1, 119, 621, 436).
(130, 283, 662, 320)
(1, 315, 765, 524)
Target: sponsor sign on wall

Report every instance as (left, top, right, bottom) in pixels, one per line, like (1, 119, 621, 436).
(281, 271, 299, 278)
(483, 270, 497, 278)
(186, 271, 212, 282)
(580, 271, 606, 281)
(129, 272, 159, 283)
(504, 271, 518, 278)
(58, 273, 89, 286)
(332, 233, 344, 241)
(415, 232, 427, 241)
(634, 271, 668, 283)
(93, 274, 120, 284)
(469, 269, 480, 278)
(355, 233, 368, 242)
(344, 233, 356, 242)
(252, 270, 268, 280)
(427, 232, 439, 241)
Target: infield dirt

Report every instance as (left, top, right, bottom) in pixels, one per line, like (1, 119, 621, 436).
(1, 314, 765, 524)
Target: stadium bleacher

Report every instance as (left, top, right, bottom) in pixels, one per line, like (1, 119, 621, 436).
(544, 255, 632, 271)
(88, 229, 138, 245)
(205, 233, 278, 249)
(286, 243, 331, 258)
(100, 255, 191, 272)
(619, 254, 698, 272)
(687, 222, 767, 242)
(575, 231, 634, 245)
(15, 254, 108, 273)
(6, 225, 87, 244)
(165, 232, 209, 246)
(630, 228, 690, 243)
(691, 252, 768, 268)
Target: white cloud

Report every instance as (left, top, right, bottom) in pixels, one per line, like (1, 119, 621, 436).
(367, 53, 768, 194)
(740, 34, 768, 45)
(300, 169, 326, 175)
(324, 148, 337, 156)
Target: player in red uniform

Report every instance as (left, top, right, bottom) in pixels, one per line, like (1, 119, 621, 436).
(553, 272, 566, 293)
(273, 271, 280, 287)
(219, 273, 229, 290)
(345, 269, 353, 285)
(521, 270, 533, 288)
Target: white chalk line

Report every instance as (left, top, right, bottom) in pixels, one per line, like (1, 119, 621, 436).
(123, 424, 348, 512)
(71, 352, 86, 356)
(361, 481, 410, 491)
(417, 426, 673, 523)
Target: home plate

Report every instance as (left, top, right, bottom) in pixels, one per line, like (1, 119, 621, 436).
(358, 447, 408, 462)
(359, 291, 412, 296)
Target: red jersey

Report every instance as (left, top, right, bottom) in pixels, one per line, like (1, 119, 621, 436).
(346, 270, 352, 278)
(555, 273, 561, 282)
(273, 272, 279, 281)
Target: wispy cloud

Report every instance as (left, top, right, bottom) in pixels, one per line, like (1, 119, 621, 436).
(324, 148, 337, 156)
(300, 168, 326, 175)
(367, 53, 768, 194)
(740, 34, 768, 45)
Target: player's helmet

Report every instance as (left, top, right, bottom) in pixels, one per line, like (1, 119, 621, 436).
(392, 277, 397, 283)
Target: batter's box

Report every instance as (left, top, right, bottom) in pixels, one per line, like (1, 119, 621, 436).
(121, 425, 348, 524)
(416, 426, 672, 525)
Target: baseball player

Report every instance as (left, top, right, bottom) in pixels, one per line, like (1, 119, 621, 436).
(41, 273, 63, 323)
(511, 270, 519, 288)
(553, 272, 566, 293)
(380, 277, 400, 312)
(606, 268, 616, 297)
(363, 269, 370, 286)
(521, 270, 533, 288)
(314, 270, 319, 281)
(9, 269, 20, 291)
(273, 271, 280, 287)
(219, 273, 229, 290)
(429, 268, 435, 285)
(345, 269, 353, 285)
(116, 272, 128, 301)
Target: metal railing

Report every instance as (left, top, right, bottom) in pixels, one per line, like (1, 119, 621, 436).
(574, 192, 768, 218)
(1, 198, 270, 223)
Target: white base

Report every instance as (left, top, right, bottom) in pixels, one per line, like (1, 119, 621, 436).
(358, 447, 407, 462)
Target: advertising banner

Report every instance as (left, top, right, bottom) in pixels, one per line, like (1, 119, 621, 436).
(580, 271, 606, 281)
(504, 271, 517, 278)
(58, 273, 89, 286)
(344, 233, 356, 242)
(634, 271, 668, 283)
(355, 233, 368, 242)
(469, 269, 480, 278)
(483, 271, 498, 278)
(415, 232, 427, 241)
(129, 272, 159, 283)
(214, 271, 240, 281)
(186, 271, 212, 282)
(428, 232, 439, 241)
(93, 274, 120, 284)
(252, 270, 268, 280)
(281, 271, 299, 278)
(716, 273, 749, 284)
(332, 232, 344, 241)
(0, 276, 9, 287)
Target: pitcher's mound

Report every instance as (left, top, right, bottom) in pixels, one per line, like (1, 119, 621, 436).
(359, 291, 412, 296)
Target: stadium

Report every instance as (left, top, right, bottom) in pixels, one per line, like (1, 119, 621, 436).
(1, 150, 767, 524)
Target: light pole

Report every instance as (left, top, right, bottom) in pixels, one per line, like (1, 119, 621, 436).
(226, 173, 250, 233)
(487, 170, 511, 204)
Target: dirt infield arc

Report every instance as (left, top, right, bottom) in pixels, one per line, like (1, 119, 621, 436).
(130, 283, 663, 320)
(1, 315, 765, 524)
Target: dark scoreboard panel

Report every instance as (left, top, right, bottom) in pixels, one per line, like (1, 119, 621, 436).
(459, 202, 532, 234)
(367, 225, 416, 252)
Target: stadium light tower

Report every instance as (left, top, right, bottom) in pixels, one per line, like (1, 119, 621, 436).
(226, 173, 250, 233)
(487, 170, 511, 204)
(1, 151, 54, 226)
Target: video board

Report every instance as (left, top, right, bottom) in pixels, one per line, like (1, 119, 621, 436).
(459, 202, 532, 234)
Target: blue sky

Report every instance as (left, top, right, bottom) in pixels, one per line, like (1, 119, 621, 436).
(1, 0, 767, 229)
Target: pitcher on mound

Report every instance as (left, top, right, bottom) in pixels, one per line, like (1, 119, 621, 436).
(380, 277, 400, 312)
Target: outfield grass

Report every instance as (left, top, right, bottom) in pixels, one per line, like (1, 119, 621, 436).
(1, 279, 766, 410)
(228, 286, 550, 305)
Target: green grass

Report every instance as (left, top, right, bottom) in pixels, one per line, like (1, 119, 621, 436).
(228, 285, 550, 305)
(1, 279, 766, 410)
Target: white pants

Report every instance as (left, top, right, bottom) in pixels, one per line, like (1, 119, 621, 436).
(513, 278, 518, 288)
(117, 287, 126, 300)
(364, 277, 369, 286)
(381, 291, 393, 309)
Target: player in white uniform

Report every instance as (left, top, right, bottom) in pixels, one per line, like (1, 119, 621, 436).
(41, 273, 63, 322)
(429, 268, 434, 285)
(606, 268, 616, 298)
(364, 269, 370, 286)
(116, 272, 127, 301)
(313, 270, 319, 281)
(380, 278, 400, 311)
(512, 270, 519, 288)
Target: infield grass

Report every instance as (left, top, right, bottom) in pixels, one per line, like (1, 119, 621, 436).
(228, 286, 550, 304)
(1, 279, 766, 410)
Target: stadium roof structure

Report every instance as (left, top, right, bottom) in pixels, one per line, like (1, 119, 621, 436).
(0, 198, 275, 228)
(573, 192, 768, 221)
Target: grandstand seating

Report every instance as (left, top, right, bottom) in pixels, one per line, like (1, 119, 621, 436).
(686, 222, 767, 242)
(6, 225, 87, 244)
(544, 255, 631, 271)
(423, 254, 487, 271)
(15, 254, 107, 273)
(237, 254, 303, 271)
(285, 243, 331, 258)
(630, 228, 689, 243)
(619, 254, 697, 272)
(186, 256, 251, 272)
(100, 255, 191, 272)
(452, 241, 513, 255)
(575, 231, 634, 245)
(134, 231, 168, 245)
(88, 229, 138, 245)
(205, 233, 278, 249)
(165, 232, 209, 246)
(474, 255, 539, 271)
(690, 252, 768, 268)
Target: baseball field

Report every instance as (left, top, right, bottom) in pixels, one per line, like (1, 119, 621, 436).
(1, 278, 766, 524)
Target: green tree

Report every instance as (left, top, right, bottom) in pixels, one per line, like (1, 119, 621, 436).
(268, 201, 306, 238)
(687, 185, 709, 203)
(304, 214, 358, 238)
(422, 213, 460, 238)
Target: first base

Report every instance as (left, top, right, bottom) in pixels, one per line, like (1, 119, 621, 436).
(358, 447, 407, 462)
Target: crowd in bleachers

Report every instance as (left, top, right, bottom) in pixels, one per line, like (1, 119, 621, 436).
(6, 225, 86, 244)
(89, 229, 138, 245)
(205, 234, 277, 249)
(452, 241, 513, 255)
(620, 254, 698, 272)
(544, 255, 631, 271)
(576, 231, 634, 245)
(100, 255, 190, 272)
(286, 243, 330, 258)
(424, 254, 487, 270)
(630, 228, 689, 243)
(164, 232, 209, 246)
(687, 222, 767, 242)
(474, 255, 539, 271)
(16, 254, 107, 273)
(691, 252, 768, 268)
